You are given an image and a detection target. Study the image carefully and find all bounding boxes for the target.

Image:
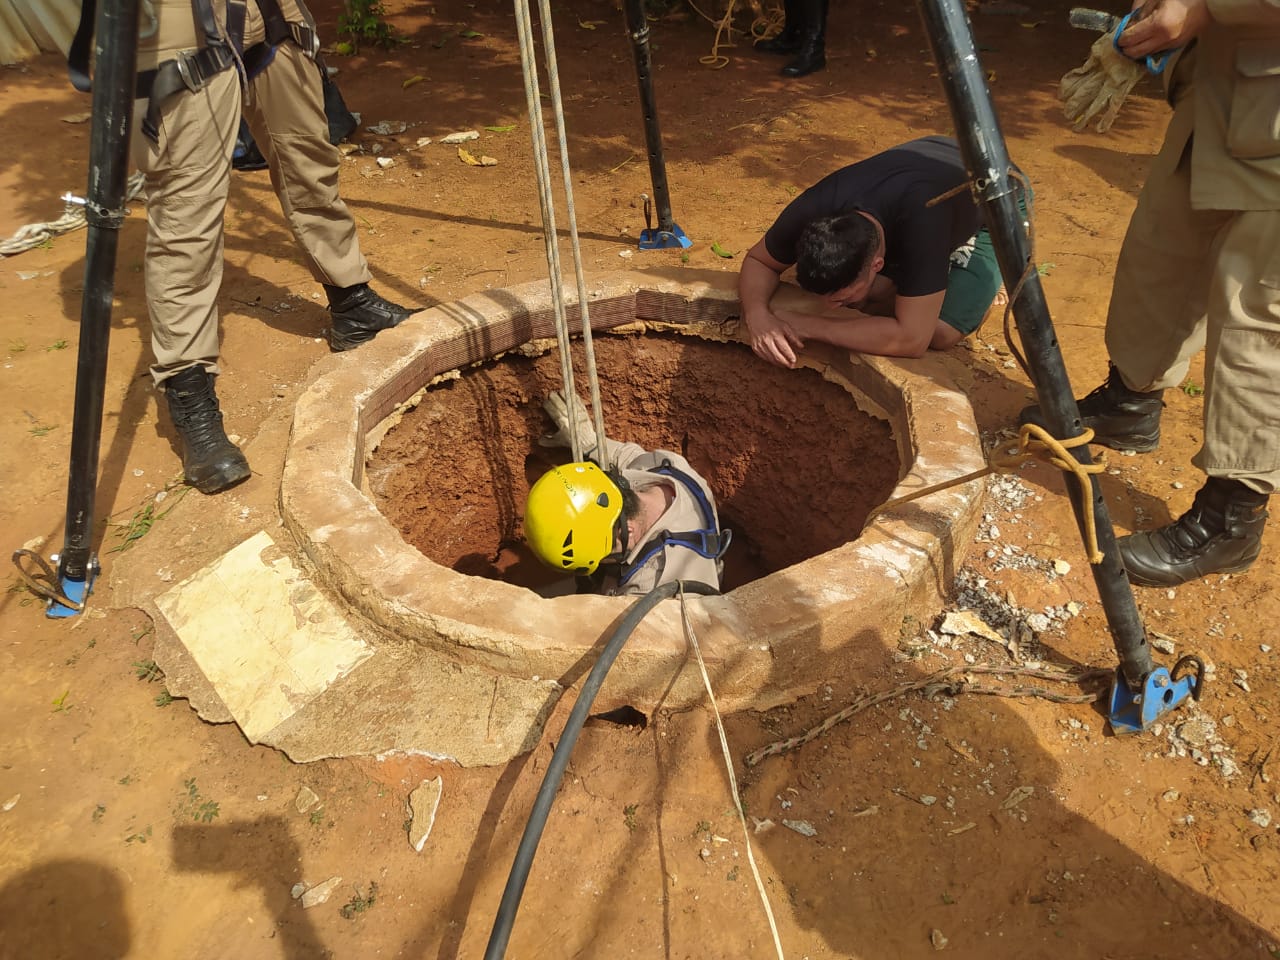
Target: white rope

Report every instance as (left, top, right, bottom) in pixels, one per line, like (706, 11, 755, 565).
(0, 172, 145, 258)
(678, 587, 787, 960)
(511, 0, 610, 465)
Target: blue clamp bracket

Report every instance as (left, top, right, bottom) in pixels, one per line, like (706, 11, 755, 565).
(1112, 11, 1177, 75)
(1107, 655, 1204, 735)
(639, 225, 693, 250)
(637, 193, 693, 251)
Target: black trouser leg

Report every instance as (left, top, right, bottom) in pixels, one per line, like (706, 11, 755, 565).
(781, 0, 827, 77)
(757, 0, 801, 54)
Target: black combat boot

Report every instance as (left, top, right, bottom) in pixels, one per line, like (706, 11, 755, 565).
(757, 0, 801, 54)
(1018, 363, 1164, 452)
(325, 283, 413, 352)
(164, 366, 252, 494)
(1119, 477, 1269, 587)
(781, 0, 827, 77)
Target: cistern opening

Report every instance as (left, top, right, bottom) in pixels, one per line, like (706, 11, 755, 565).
(366, 331, 901, 593)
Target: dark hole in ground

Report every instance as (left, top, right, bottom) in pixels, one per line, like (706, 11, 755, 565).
(366, 331, 901, 593)
(587, 705, 649, 729)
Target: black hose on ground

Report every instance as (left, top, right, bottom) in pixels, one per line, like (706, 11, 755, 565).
(483, 579, 719, 960)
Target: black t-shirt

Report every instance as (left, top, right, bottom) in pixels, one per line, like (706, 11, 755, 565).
(763, 136, 981, 298)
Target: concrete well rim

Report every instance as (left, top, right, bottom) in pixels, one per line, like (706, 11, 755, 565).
(281, 268, 987, 713)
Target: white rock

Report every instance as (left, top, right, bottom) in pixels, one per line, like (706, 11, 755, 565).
(294, 786, 320, 814)
(1247, 808, 1272, 829)
(376, 157, 395, 169)
(300, 876, 342, 908)
(407, 776, 443, 853)
(782, 819, 817, 837)
(440, 130, 480, 143)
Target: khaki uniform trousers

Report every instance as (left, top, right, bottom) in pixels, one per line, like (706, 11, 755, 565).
(1106, 106, 1280, 494)
(131, 42, 370, 384)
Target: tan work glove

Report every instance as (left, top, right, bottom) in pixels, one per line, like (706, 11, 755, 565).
(538, 389, 598, 455)
(1060, 31, 1145, 133)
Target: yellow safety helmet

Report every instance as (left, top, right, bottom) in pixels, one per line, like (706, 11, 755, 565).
(524, 461, 622, 575)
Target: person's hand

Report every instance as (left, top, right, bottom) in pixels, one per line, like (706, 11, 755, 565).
(1059, 31, 1146, 133)
(744, 308, 804, 368)
(1119, 0, 1210, 59)
(538, 389, 597, 453)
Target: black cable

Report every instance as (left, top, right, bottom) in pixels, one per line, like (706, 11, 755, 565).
(483, 579, 719, 960)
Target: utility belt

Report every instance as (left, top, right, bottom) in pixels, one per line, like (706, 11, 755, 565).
(70, 0, 321, 144)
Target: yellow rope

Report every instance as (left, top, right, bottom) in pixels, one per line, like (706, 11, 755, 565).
(866, 422, 1107, 563)
(687, 0, 783, 69)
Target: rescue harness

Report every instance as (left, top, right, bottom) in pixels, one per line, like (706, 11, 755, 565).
(69, 0, 321, 143)
(614, 459, 732, 589)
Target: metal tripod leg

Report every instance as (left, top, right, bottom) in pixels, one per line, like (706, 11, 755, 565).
(913, 0, 1199, 733)
(621, 0, 692, 250)
(50, 0, 140, 618)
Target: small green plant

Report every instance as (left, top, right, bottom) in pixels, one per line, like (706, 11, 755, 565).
(1036, 262, 1057, 276)
(125, 825, 153, 844)
(118, 774, 134, 786)
(46, 339, 69, 351)
(132, 623, 155, 644)
(680, 251, 690, 264)
(134, 659, 161, 682)
(9, 339, 27, 353)
(336, 0, 402, 53)
(108, 487, 190, 554)
(309, 807, 326, 827)
(340, 882, 379, 919)
(37, 236, 54, 251)
(92, 804, 107, 823)
(693, 819, 711, 837)
(51, 690, 72, 713)
(29, 425, 56, 437)
(726, 866, 739, 881)
(154, 689, 174, 708)
(623, 803, 639, 832)
(65, 638, 96, 666)
(1182, 379, 1204, 397)
(179, 778, 220, 823)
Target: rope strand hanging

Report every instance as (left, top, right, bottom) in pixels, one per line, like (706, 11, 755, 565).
(512, 0, 610, 465)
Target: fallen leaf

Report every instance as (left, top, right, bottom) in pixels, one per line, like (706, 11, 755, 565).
(61, 112, 92, 124)
(458, 28, 483, 38)
(402, 75, 426, 89)
(484, 124, 516, 133)
(458, 147, 497, 167)
(710, 241, 735, 259)
(987, 69, 997, 83)
(578, 18, 605, 28)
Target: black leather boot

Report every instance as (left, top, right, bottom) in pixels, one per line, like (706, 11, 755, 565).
(164, 367, 251, 494)
(326, 283, 413, 352)
(757, 0, 800, 54)
(781, 0, 827, 77)
(1119, 477, 1269, 587)
(1018, 363, 1164, 452)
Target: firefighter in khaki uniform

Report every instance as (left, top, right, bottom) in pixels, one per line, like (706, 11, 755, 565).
(131, 0, 414, 494)
(1022, 0, 1280, 587)
(523, 391, 729, 596)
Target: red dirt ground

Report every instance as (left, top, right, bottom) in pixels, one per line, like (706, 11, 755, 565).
(2, 0, 1278, 957)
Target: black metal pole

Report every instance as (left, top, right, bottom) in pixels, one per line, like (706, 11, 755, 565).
(620, 0, 675, 233)
(58, 0, 139, 588)
(914, 0, 1153, 688)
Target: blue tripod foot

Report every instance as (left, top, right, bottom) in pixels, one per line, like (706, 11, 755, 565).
(47, 572, 94, 619)
(638, 225, 693, 250)
(1107, 656, 1204, 735)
